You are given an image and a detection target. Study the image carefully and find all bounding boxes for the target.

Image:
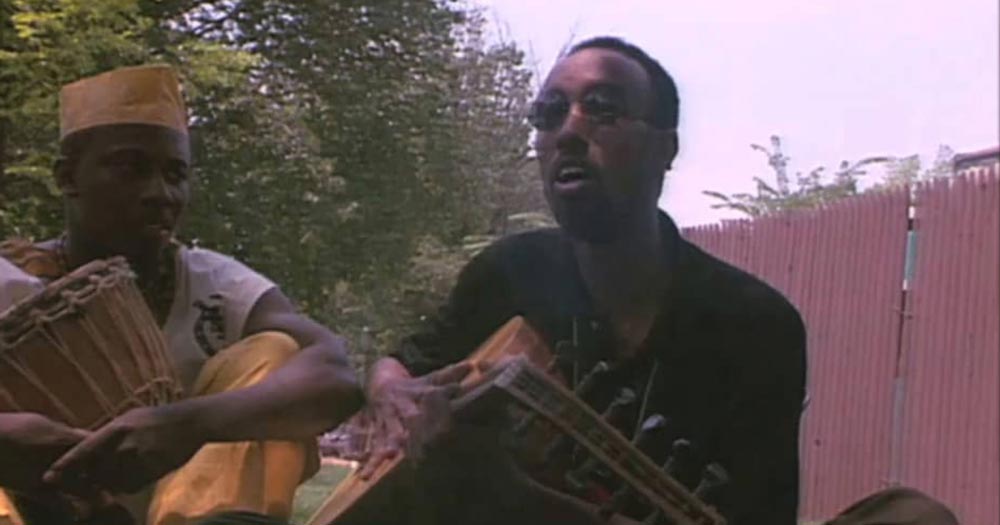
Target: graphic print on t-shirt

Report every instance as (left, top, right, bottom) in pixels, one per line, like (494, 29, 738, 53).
(192, 292, 226, 355)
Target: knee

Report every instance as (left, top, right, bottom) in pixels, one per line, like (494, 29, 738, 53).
(193, 332, 301, 395)
(237, 331, 300, 369)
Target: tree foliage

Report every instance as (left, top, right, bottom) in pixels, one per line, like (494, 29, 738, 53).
(0, 0, 547, 366)
(876, 145, 956, 189)
(705, 136, 955, 217)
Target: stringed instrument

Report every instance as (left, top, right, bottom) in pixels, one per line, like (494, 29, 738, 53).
(307, 316, 725, 525)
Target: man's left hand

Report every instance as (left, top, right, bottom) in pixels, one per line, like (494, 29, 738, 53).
(43, 405, 205, 494)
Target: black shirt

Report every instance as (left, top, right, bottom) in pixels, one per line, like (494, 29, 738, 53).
(393, 213, 807, 524)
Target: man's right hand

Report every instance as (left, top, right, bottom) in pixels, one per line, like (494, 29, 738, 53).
(0, 412, 89, 491)
(355, 359, 471, 479)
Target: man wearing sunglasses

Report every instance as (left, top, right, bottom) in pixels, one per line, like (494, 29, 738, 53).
(357, 37, 806, 525)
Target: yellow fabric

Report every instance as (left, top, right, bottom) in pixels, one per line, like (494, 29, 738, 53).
(0, 331, 319, 525)
(147, 331, 319, 525)
(0, 491, 23, 525)
(60, 64, 187, 139)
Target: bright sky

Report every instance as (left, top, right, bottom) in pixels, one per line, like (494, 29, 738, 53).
(476, 0, 1000, 226)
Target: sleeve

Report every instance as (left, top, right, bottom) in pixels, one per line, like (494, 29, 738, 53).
(222, 263, 275, 342)
(197, 249, 275, 343)
(0, 256, 43, 312)
(716, 297, 807, 525)
(391, 244, 518, 377)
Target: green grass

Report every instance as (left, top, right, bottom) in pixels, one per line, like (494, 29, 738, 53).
(291, 463, 353, 524)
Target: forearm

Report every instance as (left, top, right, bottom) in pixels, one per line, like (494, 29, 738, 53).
(168, 341, 362, 442)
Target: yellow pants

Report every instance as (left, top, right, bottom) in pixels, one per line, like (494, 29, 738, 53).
(0, 493, 20, 525)
(1, 331, 319, 525)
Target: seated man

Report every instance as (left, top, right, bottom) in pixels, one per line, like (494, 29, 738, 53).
(357, 37, 807, 524)
(0, 65, 362, 525)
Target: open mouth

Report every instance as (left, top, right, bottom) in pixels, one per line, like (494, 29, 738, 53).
(552, 163, 594, 193)
(556, 165, 588, 184)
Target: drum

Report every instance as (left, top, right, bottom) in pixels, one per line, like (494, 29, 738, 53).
(0, 257, 181, 430)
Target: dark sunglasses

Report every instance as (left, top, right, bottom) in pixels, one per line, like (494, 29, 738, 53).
(528, 88, 658, 131)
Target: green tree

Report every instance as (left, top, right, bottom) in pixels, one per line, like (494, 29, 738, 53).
(1, 1, 546, 367)
(0, 0, 258, 237)
(704, 136, 954, 217)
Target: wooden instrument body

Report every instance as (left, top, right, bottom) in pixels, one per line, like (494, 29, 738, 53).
(0, 257, 181, 429)
(308, 316, 724, 525)
(306, 316, 553, 525)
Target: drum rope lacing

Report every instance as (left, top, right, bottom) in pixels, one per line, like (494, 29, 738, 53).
(56, 233, 179, 325)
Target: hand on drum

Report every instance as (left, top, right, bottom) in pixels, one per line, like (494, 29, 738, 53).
(43, 405, 204, 494)
(355, 362, 471, 479)
(0, 412, 90, 491)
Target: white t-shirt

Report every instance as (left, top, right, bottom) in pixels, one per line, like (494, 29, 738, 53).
(0, 255, 43, 314)
(163, 246, 276, 392)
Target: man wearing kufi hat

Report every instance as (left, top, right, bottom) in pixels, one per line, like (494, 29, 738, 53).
(0, 65, 362, 524)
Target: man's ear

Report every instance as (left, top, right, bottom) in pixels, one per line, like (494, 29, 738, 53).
(654, 129, 679, 171)
(54, 156, 79, 196)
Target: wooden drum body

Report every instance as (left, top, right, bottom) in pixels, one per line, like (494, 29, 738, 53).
(0, 257, 181, 430)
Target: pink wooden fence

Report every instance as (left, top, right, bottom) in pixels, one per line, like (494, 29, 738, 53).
(683, 169, 999, 523)
(895, 168, 1000, 524)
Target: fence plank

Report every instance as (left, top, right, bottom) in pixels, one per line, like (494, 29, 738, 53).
(898, 169, 1000, 524)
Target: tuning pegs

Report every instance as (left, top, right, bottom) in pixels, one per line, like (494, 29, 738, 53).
(639, 440, 700, 525)
(600, 387, 637, 432)
(670, 438, 692, 458)
(694, 462, 730, 499)
(639, 413, 668, 435)
(611, 387, 637, 408)
(661, 438, 691, 476)
(575, 361, 610, 395)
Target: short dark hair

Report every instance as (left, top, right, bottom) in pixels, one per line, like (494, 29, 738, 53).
(568, 36, 679, 131)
